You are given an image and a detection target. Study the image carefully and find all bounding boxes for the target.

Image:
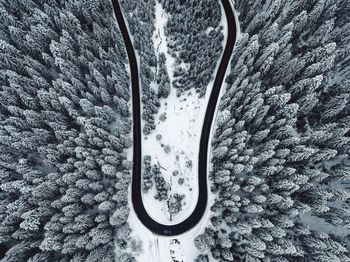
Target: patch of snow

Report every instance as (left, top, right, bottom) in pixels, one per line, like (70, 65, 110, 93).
(141, 1, 210, 224)
(152, 1, 176, 83)
(127, 208, 203, 262)
(205, 26, 215, 35)
(141, 0, 229, 225)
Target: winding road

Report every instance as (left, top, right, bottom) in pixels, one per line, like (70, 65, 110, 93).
(111, 0, 237, 236)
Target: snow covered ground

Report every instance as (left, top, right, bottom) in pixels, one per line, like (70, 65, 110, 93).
(141, 1, 196, 224)
(141, 0, 225, 225)
(126, 208, 206, 262)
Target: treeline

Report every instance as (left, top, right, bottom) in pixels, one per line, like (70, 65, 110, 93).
(120, 0, 161, 135)
(159, 0, 224, 97)
(195, 0, 350, 261)
(0, 0, 134, 261)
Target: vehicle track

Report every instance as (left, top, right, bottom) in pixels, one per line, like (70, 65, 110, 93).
(111, 0, 237, 236)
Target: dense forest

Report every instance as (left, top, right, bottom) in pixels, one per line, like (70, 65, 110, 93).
(1, 0, 350, 261)
(195, 0, 350, 261)
(0, 0, 134, 261)
(120, 0, 159, 135)
(159, 0, 224, 97)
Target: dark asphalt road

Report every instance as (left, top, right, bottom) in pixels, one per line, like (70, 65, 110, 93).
(112, 0, 237, 236)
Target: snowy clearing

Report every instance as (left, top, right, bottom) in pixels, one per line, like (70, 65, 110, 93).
(141, 0, 226, 225)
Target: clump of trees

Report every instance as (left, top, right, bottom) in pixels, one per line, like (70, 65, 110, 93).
(159, 0, 224, 97)
(142, 157, 188, 220)
(142, 156, 170, 201)
(153, 164, 170, 201)
(156, 53, 171, 98)
(196, 0, 350, 261)
(121, 0, 161, 135)
(167, 194, 185, 221)
(142, 155, 154, 192)
(0, 0, 134, 260)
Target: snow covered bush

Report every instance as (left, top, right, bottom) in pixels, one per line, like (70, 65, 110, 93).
(167, 193, 185, 221)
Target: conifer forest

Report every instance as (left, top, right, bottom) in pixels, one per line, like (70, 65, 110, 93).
(0, 0, 349, 261)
